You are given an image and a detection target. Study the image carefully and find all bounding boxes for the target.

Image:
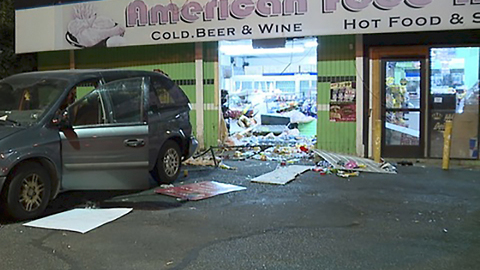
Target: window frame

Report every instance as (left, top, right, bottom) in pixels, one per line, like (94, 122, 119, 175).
(68, 76, 149, 128)
(67, 89, 108, 128)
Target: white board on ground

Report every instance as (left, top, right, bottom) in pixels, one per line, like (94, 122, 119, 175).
(23, 208, 133, 234)
(251, 165, 312, 185)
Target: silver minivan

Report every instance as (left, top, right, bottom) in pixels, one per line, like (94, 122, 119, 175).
(0, 69, 197, 220)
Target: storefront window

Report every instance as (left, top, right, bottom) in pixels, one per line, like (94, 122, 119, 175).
(429, 47, 479, 159)
(275, 81, 295, 93)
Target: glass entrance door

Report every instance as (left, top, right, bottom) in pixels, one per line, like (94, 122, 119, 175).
(382, 59, 425, 158)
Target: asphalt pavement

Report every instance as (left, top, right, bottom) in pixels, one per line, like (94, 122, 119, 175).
(1, 159, 480, 270)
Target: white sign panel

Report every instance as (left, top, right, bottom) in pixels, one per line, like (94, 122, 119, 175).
(15, 0, 480, 53)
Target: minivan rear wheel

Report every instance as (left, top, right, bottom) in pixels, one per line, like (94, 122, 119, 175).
(156, 140, 182, 184)
(2, 162, 51, 220)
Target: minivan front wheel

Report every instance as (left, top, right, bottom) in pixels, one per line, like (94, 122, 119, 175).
(156, 141, 182, 184)
(2, 162, 51, 220)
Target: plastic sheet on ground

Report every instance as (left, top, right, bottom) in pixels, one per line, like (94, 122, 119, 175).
(313, 149, 397, 174)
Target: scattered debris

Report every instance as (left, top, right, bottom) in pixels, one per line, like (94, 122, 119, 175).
(183, 155, 221, 167)
(219, 163, 237, 170)
(84, 201, 99, 209)
(185, 141, 398, 182)
(397, 160, 414, 166)
(336, 171, 360, 178)
(251, 165, 312, 185)
(155, 181, 246, 201)
(381, 163, 397, 173)
(184, 142, 315, 170)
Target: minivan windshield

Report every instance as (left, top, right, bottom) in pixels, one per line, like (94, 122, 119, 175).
(0, 77, 68, 126)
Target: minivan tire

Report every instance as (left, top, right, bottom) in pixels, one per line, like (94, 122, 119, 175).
(156, 140, 181, 184)
(2, 162, 51, 221)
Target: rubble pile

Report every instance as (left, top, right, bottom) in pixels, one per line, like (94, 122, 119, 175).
(224, 129, 315, 147)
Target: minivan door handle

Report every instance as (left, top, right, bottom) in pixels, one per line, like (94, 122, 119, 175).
(124, 138, 145, 148)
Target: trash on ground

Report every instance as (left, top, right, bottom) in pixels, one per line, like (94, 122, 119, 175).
(183, 155, 221, 167)
(219, 163, 237, 170)
(155, 181, 246, 201)
(23, 208, 133, 234)
(336, 170, 360, 178)
(381, 162, 397, 173)
(251, 165, 312, 185)
(397, 160, 414, 166)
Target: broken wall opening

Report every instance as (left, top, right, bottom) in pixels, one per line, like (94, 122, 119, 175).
(218, 37, 318, 147)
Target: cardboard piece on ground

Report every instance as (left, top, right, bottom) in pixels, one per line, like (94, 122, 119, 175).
(23, 208, 133, 234)
(251, 165, 312, 185)
(155, 181, 246, 201)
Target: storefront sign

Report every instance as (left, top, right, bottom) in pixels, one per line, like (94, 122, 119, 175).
(15, 0, 480, 53)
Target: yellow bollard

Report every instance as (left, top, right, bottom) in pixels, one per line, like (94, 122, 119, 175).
(442, 120, 453, 170)
(374, 119, 382, 163)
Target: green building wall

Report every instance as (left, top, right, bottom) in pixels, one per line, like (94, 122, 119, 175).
(316, 35, 357, 154)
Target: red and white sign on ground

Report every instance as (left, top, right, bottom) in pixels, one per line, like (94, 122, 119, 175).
(155, 181, 246, 201)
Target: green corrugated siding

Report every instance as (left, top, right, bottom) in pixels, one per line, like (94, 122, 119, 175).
(204, 110, 219, 148)
(317, 82, 331, 104)
(74, 43, 195, 68)
(181, 85, 196, 105)
(317, 60, 356, 76)
(318, 35, 356, 61)
(317, 112, 356, 154)
(202, 62, 216, 85)
(316, 35, 356, 154)
(38, 50, 70, 70)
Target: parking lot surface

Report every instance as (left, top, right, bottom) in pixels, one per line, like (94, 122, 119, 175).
(1, 160, 480, 270)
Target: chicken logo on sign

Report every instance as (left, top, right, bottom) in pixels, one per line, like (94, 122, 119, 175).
(66, 3, 127, 48)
